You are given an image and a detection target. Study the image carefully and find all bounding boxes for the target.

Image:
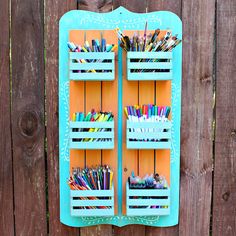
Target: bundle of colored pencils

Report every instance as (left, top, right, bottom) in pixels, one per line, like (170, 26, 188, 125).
(68, 165, 113, 191)
(68, 165, 113, 209)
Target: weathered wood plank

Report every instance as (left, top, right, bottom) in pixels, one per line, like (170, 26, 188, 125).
(11, 0, 47, 235)
(146, 226, 178, 236)
(0, 0, 14, 235)
(44, 0, 81, 235)
(113, 0, 146, 12)
(212, 1, 236, 235)
(179, 0, 215, 235)
(81, 225, 113, 236)
(147, 0, 181, 15)
(78, 0, 112, 12)
(114, 225, 145, 236)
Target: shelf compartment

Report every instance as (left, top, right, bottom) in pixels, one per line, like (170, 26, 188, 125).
(127, 52, 172, 81)
(126, 120, 171, 149)
(126, 183, 170, 216)
(70, 121, 114, 149)
(69, 52, 115, 81)
(70, 187, 114, 217)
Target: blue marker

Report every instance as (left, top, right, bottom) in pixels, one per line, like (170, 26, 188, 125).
(95, 39, 101, 52)
(101, 38, 106, 52)
(92, 40, 97, 52)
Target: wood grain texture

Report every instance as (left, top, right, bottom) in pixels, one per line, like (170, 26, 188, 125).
(11, 0, 47, 235)
(78, 0, 112, 12)
(0, 0, 14, 235)
(81, 225, 113, 236)
(180, 0, 215, 235)
(113, 0, 146, 12)
(114, 225, 145, 236)
(212, 1, 236, 235)
(147, 0, 181, 15)
(44, 0, 81, 235)
(146, 226, 178, 236)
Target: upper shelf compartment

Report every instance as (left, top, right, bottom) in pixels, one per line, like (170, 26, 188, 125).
(127, 52, 172, 81)
(69, 52, 115, 81)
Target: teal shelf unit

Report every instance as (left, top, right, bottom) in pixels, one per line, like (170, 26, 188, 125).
(127, 52, 172, 81)
(59, 7, 182, 227)
(69, 52, 115, 81)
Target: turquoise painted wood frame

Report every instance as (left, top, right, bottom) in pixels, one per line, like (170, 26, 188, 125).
(59, 7, 182, 227)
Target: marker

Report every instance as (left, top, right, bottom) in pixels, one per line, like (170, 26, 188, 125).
(95, 39, 101, 52)
(101, 38, 106, 52)
(109, 170, 113, 190)
(110, 45, 118, 52)
(106, 44, 113, 52)
(92, 40, 97, 52)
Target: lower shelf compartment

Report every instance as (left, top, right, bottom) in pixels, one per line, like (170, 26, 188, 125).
(70, 187, 114, 217)
(126, 183, 170, 216)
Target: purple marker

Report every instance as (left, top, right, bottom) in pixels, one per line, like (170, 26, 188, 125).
(103, 169, 106, 190)
(127, 106, 132, 120)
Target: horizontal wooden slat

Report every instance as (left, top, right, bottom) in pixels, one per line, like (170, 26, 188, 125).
(127, 183, 170, 196)
(127, 141, 171, 149)
(127, 121, 171, 129)
(127, 198, 170, 206)
(127, 131, 171, 139)
(127, 62, 172, 70)
(70, 141, 114, 149)
(126, 208, 170, 216)
(70, 71, 114, 80)
(71, 199, 114, 207)
(71, 208, 114, 217)
(71, 188, 114, 197)
(70, 62, 114, 70)
(127, 71, 173, 80)
(70, 131, 114, 139)
(127, 52, 172, 59)
(127, 189, 170, 197)
(70, 52, 114, 60)
(70, 121, 114, 128)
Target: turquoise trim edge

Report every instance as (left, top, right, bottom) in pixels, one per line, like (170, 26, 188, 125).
(59, 6, 182, 227)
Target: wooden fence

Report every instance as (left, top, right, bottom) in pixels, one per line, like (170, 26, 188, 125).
(0, 0, 235, 235)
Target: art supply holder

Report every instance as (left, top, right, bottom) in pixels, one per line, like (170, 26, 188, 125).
(126, 120, 172, 149)
(69, 52, 115, 81)
(59, 7, 182, 227)
(69, 121, 114, 149)
(127, 52, 173, 81)
(126, 183, 170, 216)
(70, 187, 114, 217)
